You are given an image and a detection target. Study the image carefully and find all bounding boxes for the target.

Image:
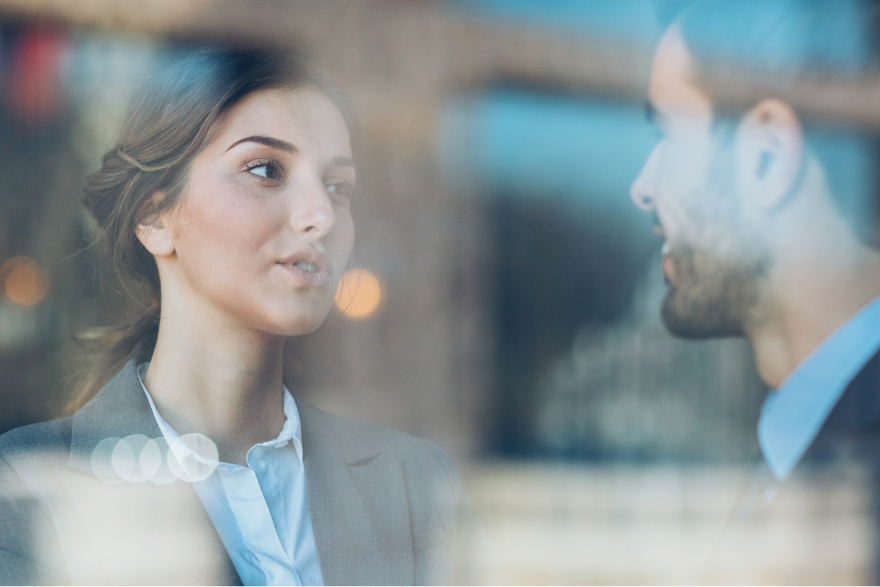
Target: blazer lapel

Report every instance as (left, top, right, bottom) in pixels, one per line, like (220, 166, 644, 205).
(68, 359, 162, 471)
(63, 359, 242, 585)
(298, 399, 415, 586)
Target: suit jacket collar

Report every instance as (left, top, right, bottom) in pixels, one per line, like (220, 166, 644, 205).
(68, 359, 161, 473)
(70, 362, 386, 470)
(294, 394, 381, 467)
(64, 359, 241, 585)
(67, 360, 417, 586)
(297, 398, 416, 586)
(758, 295, 880, 480)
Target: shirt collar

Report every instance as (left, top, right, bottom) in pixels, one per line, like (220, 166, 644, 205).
(136, 362, 304, 476)
(758, 294, 880, 480)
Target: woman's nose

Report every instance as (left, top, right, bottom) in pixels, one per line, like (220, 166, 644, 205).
(291, 179, 337, 237)
(630, 146, 660, 212)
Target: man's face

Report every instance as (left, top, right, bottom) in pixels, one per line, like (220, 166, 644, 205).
(630, 26, 768, 338)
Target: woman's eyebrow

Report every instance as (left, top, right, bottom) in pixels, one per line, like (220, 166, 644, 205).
(328, 156, 355, 168)
(225, 135, 297, 153)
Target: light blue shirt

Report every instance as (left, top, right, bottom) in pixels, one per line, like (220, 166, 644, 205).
(137, 363, 324, 586)
(758, 294, 880, 480)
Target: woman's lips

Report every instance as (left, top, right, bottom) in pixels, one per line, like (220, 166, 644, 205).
(278, 263, 330, 288)
(277, 249, 331, 288)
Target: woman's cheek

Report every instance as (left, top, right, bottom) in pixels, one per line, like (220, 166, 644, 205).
(206, 192, 285, 254)
(174, 202, 272, 301)
(335, 207, 356, 262)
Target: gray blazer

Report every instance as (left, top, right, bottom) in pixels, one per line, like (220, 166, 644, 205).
(0, 360, 463, 585)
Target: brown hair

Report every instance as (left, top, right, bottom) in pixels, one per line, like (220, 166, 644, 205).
(674, 0, 880, 244)
(70, 45, 359, 413)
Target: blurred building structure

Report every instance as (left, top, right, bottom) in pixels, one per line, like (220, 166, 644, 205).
(0, 0, 664, 458)
(1, 0, 879, 583)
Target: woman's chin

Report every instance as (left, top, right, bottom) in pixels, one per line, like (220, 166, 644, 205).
(264, 309, 332, 337)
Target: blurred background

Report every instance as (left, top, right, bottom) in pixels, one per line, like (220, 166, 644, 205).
(0, 0, 874, 583)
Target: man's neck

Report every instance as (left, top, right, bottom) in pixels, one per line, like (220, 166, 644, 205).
(747, 241, 880, 389)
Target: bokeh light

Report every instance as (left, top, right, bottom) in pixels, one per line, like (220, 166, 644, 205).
(112, 434, 151, 483)
(141, 437, 178, 485)
(1, 256, 49, 306)
(91, 437, 124, 484)
(168, 433, 219, 483)
(334, 268, 385, 320)
(91, 433, 218, 484)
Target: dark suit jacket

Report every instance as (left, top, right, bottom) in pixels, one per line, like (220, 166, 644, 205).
(0, 360, 464, 585)
(705, 350, 880, 584)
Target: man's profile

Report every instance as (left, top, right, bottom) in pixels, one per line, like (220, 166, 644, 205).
(631, 0, 880, 580)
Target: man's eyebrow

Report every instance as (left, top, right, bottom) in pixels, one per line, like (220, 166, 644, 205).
(225, 135, 297, 153)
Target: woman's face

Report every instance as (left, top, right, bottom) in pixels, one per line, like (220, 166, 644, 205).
(157, 86, 355, 336)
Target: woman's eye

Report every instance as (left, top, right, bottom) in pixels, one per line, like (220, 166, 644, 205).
(246, 161, 282, 180)
(327, 181, 355, 198)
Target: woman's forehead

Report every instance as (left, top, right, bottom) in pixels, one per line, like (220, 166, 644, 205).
(210, 87, 352, 157)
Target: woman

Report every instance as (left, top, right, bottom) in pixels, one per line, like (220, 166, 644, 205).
(0, 47, 462, 586)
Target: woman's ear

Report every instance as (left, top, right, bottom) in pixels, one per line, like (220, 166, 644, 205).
(735, 98, 804, 213)
(135, 193, 175, 257)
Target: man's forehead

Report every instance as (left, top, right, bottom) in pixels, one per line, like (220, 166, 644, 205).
(648, 25, 712, 122)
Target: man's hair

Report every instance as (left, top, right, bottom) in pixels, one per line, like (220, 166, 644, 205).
(671, 0, 880, 244)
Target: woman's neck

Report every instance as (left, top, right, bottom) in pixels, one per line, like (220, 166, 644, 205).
(143, 302, 288, 466)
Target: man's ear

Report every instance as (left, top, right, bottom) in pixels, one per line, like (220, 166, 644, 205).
(135, 193, 175, 257)
(735, 98, 804, 213)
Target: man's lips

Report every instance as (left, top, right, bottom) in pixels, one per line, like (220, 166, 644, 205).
(652, 212, 665, 240)
(660, 239, 674, 285)
(652, 216, 673, 284)
(277, 249, 331, 288)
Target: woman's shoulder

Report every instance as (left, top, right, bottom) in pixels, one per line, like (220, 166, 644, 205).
(0, 416, 74, 467)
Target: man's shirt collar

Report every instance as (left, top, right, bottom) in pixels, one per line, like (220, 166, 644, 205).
(758, 294, 880, 480)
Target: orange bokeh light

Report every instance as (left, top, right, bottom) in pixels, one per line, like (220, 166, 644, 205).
(2, 256, 49, 306)
(334, 268, 384, 320)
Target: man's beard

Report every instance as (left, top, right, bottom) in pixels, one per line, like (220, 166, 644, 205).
(660, 240, 766, 339)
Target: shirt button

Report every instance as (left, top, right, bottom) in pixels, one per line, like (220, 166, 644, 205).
(251, 446, 265, 460)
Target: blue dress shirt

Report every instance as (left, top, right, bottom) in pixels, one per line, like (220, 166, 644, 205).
(758, 294, 880, 480)
(137, 363, 324, 586)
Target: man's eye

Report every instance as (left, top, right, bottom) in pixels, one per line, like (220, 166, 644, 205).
(327, 181, 355, 197)
(246, 161, 281, 180)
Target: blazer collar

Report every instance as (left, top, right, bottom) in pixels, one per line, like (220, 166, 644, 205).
(292, 393, 381, 466)
(68, 361, 414, 585)
(64, 359, 241, 585)
(68, 359, 161, 472)
(72, 362, 386, 468)
(297, 398, 415, 585)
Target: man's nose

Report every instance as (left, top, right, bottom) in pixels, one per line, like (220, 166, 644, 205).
(630, 146, 660, 212)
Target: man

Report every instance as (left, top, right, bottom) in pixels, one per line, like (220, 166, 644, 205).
(631, 0, 880, 581)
